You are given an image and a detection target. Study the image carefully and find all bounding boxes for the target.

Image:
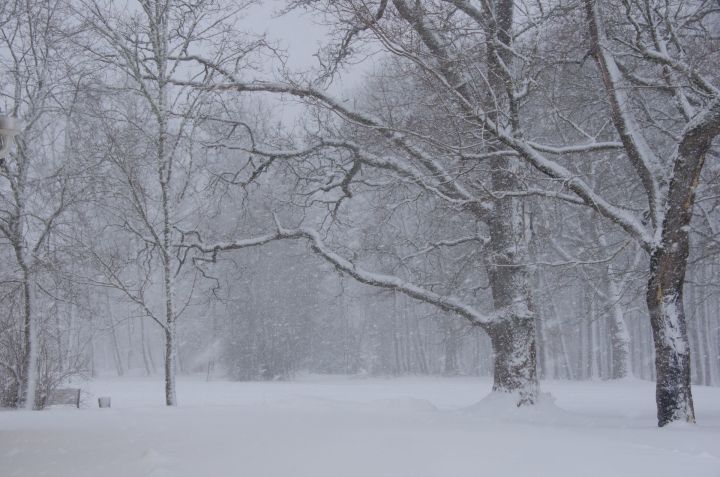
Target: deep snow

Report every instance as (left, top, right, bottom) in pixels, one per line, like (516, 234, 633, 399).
(2, 376, 719, 476)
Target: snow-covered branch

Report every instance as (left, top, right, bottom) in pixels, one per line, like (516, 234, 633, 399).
(585, 0, 663, 230)
(244, 140, 489, 210)
(402, 234, 490, 261)
(182, 219, 503, 328)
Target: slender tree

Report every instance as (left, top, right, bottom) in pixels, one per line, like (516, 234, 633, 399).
(74, 0, 261, 405)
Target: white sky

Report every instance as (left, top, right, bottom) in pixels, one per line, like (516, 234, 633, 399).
(227, 1, 378, 128)
(240, 1, 377, 95)
(243, 1, 328, 72)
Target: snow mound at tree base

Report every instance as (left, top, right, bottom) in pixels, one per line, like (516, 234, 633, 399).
(463, 391, 576, 424)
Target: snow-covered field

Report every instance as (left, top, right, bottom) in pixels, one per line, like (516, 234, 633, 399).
(2, 376, 719, 477)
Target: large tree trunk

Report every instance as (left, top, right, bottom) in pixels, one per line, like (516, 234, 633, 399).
(647, 252, 694, 426)
(584, 0, 719, 424)
(485, 214, 538, 405)
(645, 99, 720, 425)
(646, 170, 698, 425)
(488, 315, 537, 404)
(481, 0, 538, 405)
(486, 153, 538, 405)
(390, 0, 538, 402)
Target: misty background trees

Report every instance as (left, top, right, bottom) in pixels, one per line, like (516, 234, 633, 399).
(0, 0, 718, 427)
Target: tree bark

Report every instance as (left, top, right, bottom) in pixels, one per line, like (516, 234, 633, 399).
(18, 267, 35, 409)
(164, 321, 177, 406)
(647, 255, 695, 426)
(482, 0, 538, 405)
(488, 315, 537, 403)
(486, 156, 538, 404)
(645, 99, 720, 425)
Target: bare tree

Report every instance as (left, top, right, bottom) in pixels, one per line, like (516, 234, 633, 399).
(172, 0, 719, 425)
(581, 0, 720, 425)
(73, 0, 262, 405)
(0, 0, 87, 408)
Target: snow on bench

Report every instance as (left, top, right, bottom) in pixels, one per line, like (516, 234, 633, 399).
(44, 388, 81, 408)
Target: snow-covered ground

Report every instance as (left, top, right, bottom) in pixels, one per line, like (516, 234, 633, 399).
(2, 376, 719, 476)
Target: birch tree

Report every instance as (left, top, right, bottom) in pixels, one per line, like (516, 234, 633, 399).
(74, 0, 261, 405)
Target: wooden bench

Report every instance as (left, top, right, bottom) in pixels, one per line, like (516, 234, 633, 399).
(45, 388, 81, 408)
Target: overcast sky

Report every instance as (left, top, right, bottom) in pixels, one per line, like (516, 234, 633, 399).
(245, 1, 378, 88)
(235, 1, 378, 125)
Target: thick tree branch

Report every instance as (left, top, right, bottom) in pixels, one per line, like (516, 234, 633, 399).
(182, 218, 514, 328)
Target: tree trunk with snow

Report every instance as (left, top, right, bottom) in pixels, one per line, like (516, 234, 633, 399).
(10, 189, 37, 409)
(647, 253, 695, 426)
(18, 267, 36, 409)
(482, 0, 538, 405)
(647, 162, 705, 422)
(159, 94, 177, 406)
(584, 0, 720, 424)
(486, 152, 538, 403)
(488, 315, 537, 403)
(164, 320, 177, 406)
(646, 99, 720, 425)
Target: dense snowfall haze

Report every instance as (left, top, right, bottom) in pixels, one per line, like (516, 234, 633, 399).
(1, 0, 720, 475)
